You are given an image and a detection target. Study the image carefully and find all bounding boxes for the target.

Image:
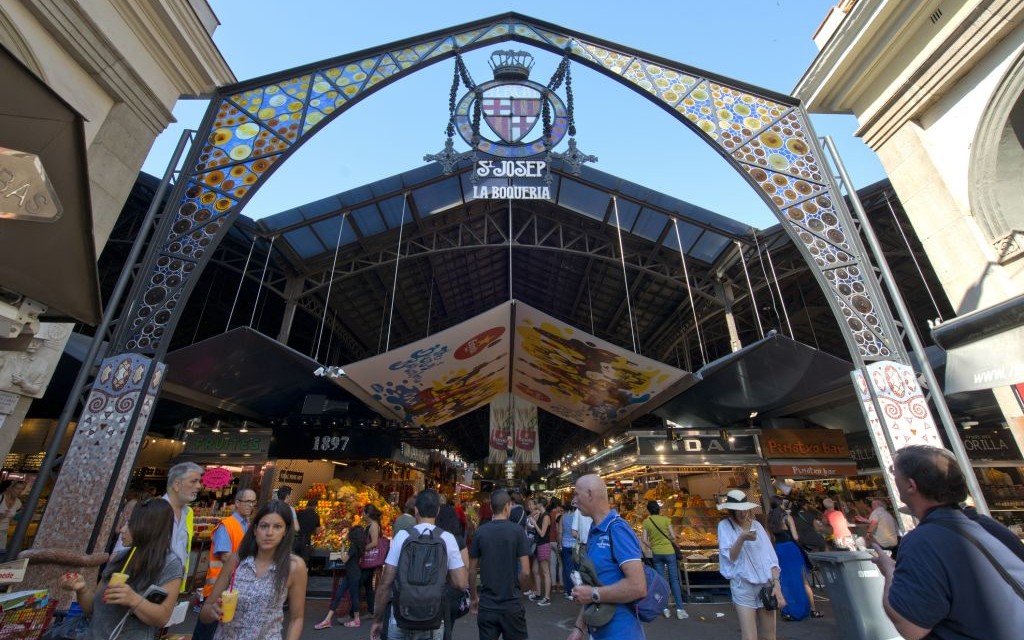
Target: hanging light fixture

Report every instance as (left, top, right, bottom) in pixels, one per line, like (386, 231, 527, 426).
(211, 420, 222, 433)
(239, 421, 249, 433)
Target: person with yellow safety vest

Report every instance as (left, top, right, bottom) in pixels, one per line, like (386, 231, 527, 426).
(192, 488, 257, 640)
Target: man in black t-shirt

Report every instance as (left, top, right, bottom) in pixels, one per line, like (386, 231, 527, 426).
(470, 489, 531, 640)
(295, 498, 322, 562)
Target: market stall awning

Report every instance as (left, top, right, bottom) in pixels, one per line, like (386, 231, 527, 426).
(0, 47, 101, 325)
(163, 326, 357, 418)
(931, 293, 1024, 394)
(328, 300, 693, 433)
(653, 333, 855, 429)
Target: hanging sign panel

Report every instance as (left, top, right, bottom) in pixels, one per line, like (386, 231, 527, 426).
(636, 434, 758, 457)
(269, 428, 397, 461)
(511, 302, 688, 432)
(759, 429, 850, 459)
(337, 303, 511, 427)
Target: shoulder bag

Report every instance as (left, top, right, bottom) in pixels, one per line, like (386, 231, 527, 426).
(359, 535, 390, 569)
(925, 518, 1024, 601)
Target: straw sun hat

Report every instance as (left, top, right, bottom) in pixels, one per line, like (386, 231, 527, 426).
(716, 489, 759, 511)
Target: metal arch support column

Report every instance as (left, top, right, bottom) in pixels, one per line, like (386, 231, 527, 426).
(823, 137, 988, 514)
(277, 276, 306, 343)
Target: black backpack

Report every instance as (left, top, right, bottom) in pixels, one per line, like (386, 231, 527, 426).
(393, 527, 449, 631)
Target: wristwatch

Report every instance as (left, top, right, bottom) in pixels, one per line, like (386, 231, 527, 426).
(591, 588, 600, 603)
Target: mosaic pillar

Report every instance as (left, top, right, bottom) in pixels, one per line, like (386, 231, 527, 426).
(853, 361, 945, 532)
(21, 353, 165, 602)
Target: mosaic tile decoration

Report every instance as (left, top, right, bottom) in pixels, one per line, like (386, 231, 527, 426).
(119, 15, 896, 363)
(33, 355, 163, 552)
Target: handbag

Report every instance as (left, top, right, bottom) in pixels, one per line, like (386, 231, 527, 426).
(359, 536, 390, 569)
(758, 583, 779, 611)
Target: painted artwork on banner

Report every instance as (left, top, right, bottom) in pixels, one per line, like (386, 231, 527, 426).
(511, 302, 686, 432)
(513, 400, 539, 465)
(488, 394, 512, 464)
(864, 361, 943, 450)
(341, 304, 511, 427)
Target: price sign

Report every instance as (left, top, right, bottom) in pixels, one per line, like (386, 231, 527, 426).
(202, 467, 232, 490)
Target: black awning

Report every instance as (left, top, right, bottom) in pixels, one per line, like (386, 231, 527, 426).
(931, 294, 1024, 394)
(0, 46, 101, 325)
(162, 327, 358, 418)
(653, 333, 855, 429)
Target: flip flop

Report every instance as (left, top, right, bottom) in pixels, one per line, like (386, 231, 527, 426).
(314, 620, 332, 630)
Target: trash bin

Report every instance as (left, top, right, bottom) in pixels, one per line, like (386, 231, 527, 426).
(809, 551, 901, 640)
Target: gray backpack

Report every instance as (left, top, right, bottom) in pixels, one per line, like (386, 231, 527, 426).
(393, 527, 449, 630)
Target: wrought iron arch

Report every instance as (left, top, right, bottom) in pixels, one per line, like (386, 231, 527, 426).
(113, 11, 904, 368)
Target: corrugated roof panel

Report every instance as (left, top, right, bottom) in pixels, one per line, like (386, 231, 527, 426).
(379, 195, 408, 228)
(632, 207, 667, 242)
(352, 204, 384, 236)
(284, 226, 324, 259)
(690, 232, 732, 264)
(412, 175, 464, 215)
(557, 179, 608, 221)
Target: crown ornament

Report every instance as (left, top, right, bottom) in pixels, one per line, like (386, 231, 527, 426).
(488, 50, 534, 81)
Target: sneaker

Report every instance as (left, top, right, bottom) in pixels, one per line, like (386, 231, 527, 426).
(677, 609, 689, 620)
(528, 594, 542, 602)
(536, 597, 551, 606)
(523, 590, 536, 599)
(564, 593, 574, 601)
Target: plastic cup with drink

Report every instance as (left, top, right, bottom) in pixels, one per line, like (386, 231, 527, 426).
(220, 589, 239, 622)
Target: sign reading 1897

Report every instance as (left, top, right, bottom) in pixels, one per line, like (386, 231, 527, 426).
(471, 160, 551, 200)
(313, 435, 350, 452)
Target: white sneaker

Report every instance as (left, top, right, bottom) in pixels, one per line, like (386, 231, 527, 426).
(663, 608, 671, 619)
(677, 609, 688, 620)
(523, 590, 535, 599)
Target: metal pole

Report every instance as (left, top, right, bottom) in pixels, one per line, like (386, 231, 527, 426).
(822, 136, 989, 515)
(6, 130, 196, 558)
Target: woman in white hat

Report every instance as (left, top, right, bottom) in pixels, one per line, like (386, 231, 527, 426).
(717, 489, 785, 640)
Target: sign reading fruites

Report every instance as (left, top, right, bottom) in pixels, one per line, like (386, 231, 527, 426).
(471, 160, 551, 200)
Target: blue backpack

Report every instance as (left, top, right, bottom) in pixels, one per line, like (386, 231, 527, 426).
(608, 517, 671, 622)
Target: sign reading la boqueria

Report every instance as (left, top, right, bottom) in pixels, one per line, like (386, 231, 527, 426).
(471, 160, 551, 200)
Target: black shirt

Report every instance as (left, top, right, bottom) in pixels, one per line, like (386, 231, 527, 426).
(297, 508, 320, 541)
(470, 519, 531, 612)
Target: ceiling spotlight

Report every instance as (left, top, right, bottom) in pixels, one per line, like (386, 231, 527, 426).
(239, 421, 249, 433)
(211, 421, 222, 433)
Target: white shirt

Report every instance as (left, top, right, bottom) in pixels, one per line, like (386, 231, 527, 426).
(870, 506, 900, 547)
(717, 518, 779, 584)
(573, 511, 593, 544)
(385, 522, 464, 570)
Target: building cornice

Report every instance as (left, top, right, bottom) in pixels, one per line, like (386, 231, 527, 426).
(794, 0, 1024, 148)
(24, 0, 233, 136)
(110, 0, 234, 99)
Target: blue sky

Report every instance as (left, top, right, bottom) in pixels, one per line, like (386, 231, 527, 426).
(142, 0, 880, 230)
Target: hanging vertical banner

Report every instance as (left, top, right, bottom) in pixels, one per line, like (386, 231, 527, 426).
(488, 394, 512, 464)
(513, 400, 539, 465)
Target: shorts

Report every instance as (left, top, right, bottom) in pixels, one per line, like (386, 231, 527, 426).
(478, 606, 528, 640)
(535, 542, 552, 561)
(729, 577, 770, 609)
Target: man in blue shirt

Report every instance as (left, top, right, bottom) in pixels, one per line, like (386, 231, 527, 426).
(568, 474, 646, 640)
(872, 445, 1024, 639)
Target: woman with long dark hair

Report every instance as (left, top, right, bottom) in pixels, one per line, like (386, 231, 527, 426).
(200, 500, 307, 640)
(359, 503, 382, 617)
(314, 525, 365, 629)
(59, 499, 183, 639)
(768, 497, 819, 621)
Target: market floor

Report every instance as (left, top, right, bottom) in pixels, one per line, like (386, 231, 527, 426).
(168, 591, 842, 640)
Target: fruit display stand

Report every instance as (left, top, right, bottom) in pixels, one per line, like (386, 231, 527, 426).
(303, 480, 400, 557)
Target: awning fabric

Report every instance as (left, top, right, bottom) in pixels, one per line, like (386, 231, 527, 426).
(931, 294, 1024, 394)
(653, 333, 854, 429)
(0, 46, 101, 324)
(163, 326, 355, 418)
(330, 300, 692, 433)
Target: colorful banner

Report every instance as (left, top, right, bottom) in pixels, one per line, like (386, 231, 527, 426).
(338, 304, 511, 427)
(488, 394, 512, 464)
(511, 302, 687, 432)
(334, 300, 688, 434)
(513, 399, 539, 465)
